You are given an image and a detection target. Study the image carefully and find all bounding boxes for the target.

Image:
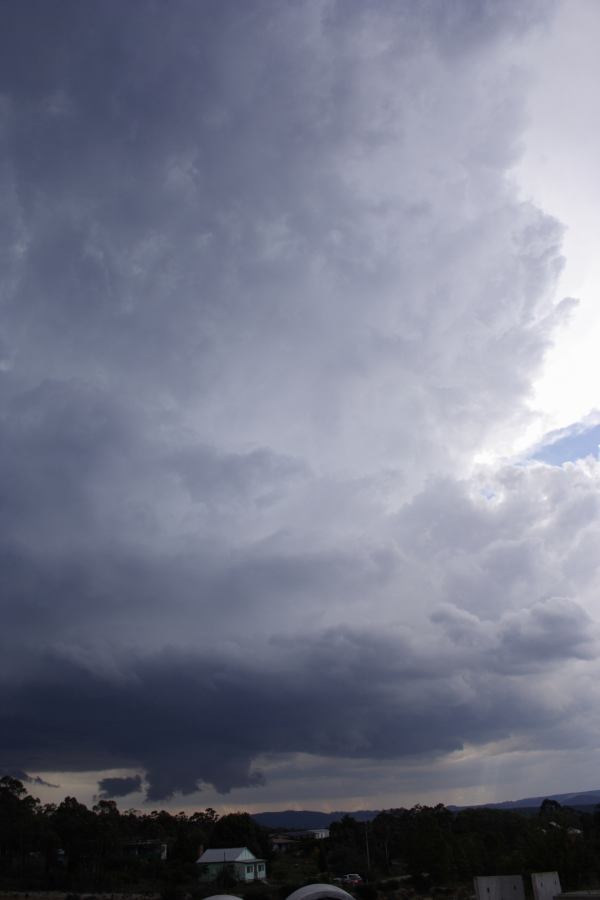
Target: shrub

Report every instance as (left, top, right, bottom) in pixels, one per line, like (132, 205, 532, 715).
(355, 884, 378, 900)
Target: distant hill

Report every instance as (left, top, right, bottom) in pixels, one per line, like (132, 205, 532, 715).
(474, 788, 600, 810)
(251, 789, 600, 829)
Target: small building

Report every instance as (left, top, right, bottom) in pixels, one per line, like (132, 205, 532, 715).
(123, 839, 168, 861)
(197, 847, 266, 883)
(270, 833, 299, 852)
(308, 828, 330, 840)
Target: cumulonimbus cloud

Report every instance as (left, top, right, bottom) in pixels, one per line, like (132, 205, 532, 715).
(1, 0, 596, 802)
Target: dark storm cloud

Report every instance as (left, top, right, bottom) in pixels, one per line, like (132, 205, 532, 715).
(97, 775, 143, 799)
(0, 0, 566, 433)
(2, 601, 597, 800)
(0, 0, 594, 804)
(0, 769, 58, 789)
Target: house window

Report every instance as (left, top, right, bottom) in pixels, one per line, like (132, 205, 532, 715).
(258, 865, 265, 872)
(247, 866, 253, 874)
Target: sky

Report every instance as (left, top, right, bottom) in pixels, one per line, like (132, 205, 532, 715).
(2, 0, 600, 814)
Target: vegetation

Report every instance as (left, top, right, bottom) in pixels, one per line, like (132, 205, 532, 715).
(0, 776, 267, 894)
(3, 776, 600, 897)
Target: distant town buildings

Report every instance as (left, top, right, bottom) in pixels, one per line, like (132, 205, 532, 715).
(270, 828, 330, 852)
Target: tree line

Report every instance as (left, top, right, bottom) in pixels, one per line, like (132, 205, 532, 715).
(329, 799, 600, 890)
(0, 775, 269, 893)
(2, 776, 600, 895)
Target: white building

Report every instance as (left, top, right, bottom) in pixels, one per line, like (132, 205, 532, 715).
(197, 847, 266, 883)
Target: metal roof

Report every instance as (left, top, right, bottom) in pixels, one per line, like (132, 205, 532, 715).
(197, 847, 260, 864)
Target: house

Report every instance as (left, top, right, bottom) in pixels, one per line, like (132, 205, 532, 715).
(196, 847, 266, 882)
(270, 833, 299, 852)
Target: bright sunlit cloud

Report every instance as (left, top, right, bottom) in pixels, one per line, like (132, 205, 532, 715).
(516, 0, 600, 443)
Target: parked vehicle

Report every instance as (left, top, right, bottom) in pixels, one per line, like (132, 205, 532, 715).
(334, 874, 363, 886)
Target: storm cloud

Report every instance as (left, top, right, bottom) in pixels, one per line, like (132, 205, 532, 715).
(1, 0, 598, 806)
(97, 775, 143, 800)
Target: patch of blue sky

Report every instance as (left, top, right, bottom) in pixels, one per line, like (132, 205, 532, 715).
(532, 421, 600, 466)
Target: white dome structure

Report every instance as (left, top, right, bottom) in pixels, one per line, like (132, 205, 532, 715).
(286, 885, 355, 900)
(204, 895, 242, 900)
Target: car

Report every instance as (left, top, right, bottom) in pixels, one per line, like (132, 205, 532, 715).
(334, 874, 363, 886)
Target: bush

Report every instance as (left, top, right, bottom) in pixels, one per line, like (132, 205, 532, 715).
(243, 887, 272, 900)
(278, 883, 302, 899)
(216, 868, 238, 890)
(161, 886, 185, 900)
(355, 884, 378, 900)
